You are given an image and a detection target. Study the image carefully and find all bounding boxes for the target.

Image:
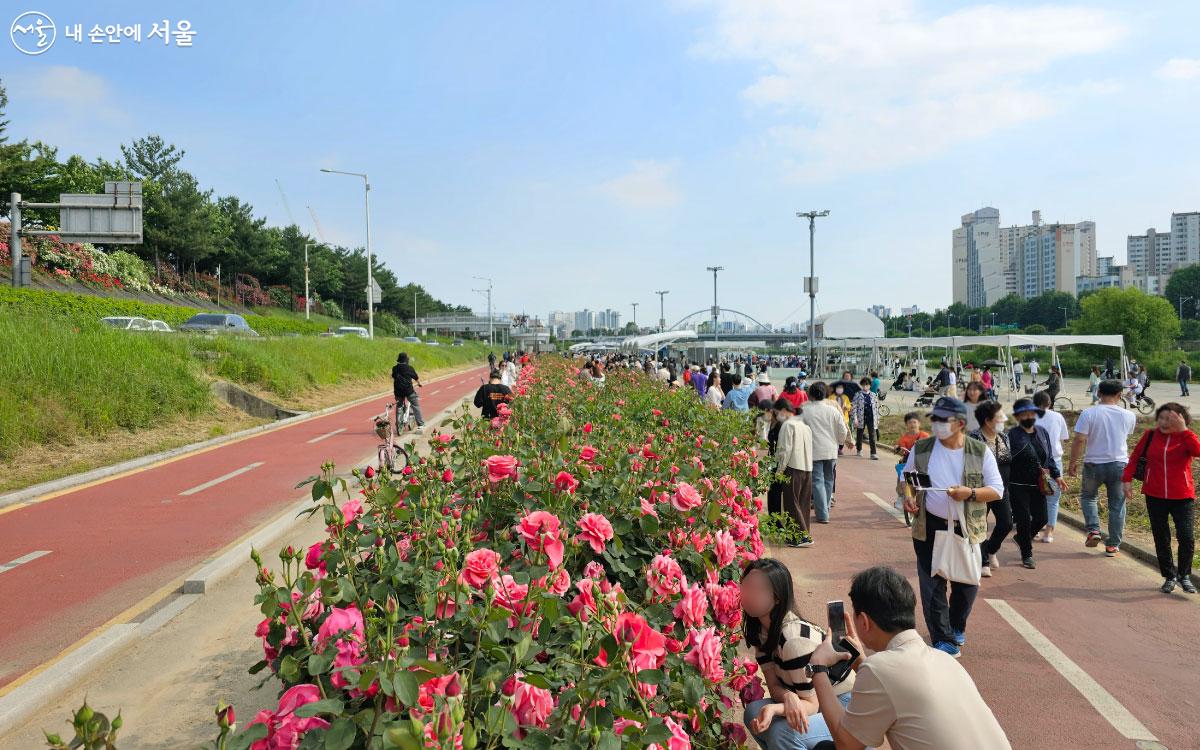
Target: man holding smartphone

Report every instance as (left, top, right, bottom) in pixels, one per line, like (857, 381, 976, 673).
(804, 566, 1011, 750)
(901, 397, 1004, 658)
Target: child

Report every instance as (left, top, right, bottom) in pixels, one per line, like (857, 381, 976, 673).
(893, 411, 929, 515)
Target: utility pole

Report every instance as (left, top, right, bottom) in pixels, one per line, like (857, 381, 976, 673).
(303, 243, 316, 319)
(655, 290, 669, 332)
(796, 210, 830, 377)
(631, 302, 638, 331)
(705, 266, 723, 343)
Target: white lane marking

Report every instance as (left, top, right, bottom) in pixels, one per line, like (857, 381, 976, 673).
(179, 462, 265, 496)
(985, 598, 1158, 742)
(431, 388, 442, 395)
(863, 491, 906, 523)
(0, 550, 51, 573)
(306, 428, 346, 444)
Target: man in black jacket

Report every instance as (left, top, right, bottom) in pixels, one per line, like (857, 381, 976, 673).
(391, 352, 424, 430)
(473, 370, 513, 419)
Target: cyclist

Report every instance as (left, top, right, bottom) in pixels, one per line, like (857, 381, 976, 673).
(391, 352, 425, 431)
(1125, 369, 1147, 408)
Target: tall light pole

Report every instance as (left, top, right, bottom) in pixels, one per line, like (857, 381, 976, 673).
(1059, 305, 1069, 330)
(967, 314, 976, 333)
(631, 302, 638, 331)
(1180, 296, 1194, 321)
(705, 266, 723, 343)
(947, 312, 955, 332)
(655, 290, 669, 332)
(473, 275, 493, 346)
(796, 210, 830, 376)
(320, 168, 373, 338)
(990, 312, 997, 333)
(303, 242, 316, 319)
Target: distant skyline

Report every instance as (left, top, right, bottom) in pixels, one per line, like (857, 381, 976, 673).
(4, 1, 1200, 324)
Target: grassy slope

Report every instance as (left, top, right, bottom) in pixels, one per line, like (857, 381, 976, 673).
(0, 295, 488, 490)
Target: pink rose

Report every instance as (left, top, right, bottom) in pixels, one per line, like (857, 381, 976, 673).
(583, 422, 593, 433)
(575, 513, 614, 554)
(707, 581, 742, 628)
(442, 469, 454, 482)
(640, 497, 659, 518)
(684, 627, 726, 683)
(316, 605, 364, 651)
(646, 553, 687, 601)
(579, 445, 597, 462)
(566, 578, 598, 621)
(671, 482, 704, 513)
(663, 716, 693, 750)
(672, 583, 709, 629)
(515, 510, 565, 569)
(492, 574, 530, 616)
(484, 454, 519, 483)
(554, 470, 579, 494)
(509, 677, 554, 730)
(713, 530, 737, 568)
(615, 612, 667, 674)
(340, 497, 363, 526)
(459, 548, 501, 589)
(437, 433, 453, 443)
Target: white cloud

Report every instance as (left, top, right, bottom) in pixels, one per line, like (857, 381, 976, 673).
(682, 0, 1127, 180)
(7, 65, 126, 122)
(1157, 57, 1200, 80)
(596, 160, 683, 209)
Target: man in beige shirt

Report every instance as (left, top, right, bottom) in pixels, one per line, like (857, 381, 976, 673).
(806, 566, 1011, 750)
(774, 400, 815, 548)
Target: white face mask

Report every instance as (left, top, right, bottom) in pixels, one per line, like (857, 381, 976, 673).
(930, 421, 954, 440)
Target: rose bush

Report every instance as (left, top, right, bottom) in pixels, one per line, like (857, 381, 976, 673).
(217, 357, 769, 749)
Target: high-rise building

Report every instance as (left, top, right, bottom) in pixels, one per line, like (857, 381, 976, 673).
(867, 304, 892, 319)
(955, 208, 1095, 303)
(1127, 213, 1200, 279)
(574, 309, 594, 333)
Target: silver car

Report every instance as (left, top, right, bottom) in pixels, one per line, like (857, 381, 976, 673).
(178, 313, 259, 336)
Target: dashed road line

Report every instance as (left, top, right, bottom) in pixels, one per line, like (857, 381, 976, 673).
(306, 428, 346, 444)
(179, 462, 264, 497)
(0, 550, 51, 574)
(985, 598, 1158, 743)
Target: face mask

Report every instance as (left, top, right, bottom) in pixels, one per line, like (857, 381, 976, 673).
(930, 422, 954, 439)
(777, 413, 790, 422)
(835, 388, 844, 395)
(1019, 418, 1037, 429)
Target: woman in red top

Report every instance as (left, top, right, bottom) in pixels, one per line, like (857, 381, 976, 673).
(1121, 402, 1199, 594)
(778, 376, 808, 410)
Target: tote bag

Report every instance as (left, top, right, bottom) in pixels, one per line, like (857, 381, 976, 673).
(931, 490, 982, 585)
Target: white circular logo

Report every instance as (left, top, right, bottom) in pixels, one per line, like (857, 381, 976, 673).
(10, 11, 56, 55)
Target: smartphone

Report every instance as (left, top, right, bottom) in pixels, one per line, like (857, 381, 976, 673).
(904, 470, 933, 489)
(827, 600, 847, 650)
(827, 637, 862, 684)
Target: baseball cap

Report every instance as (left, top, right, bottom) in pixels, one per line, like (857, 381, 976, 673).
(930, 396, 967, 419)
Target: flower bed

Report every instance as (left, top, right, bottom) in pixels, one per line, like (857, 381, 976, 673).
(219, 358, 769, 749)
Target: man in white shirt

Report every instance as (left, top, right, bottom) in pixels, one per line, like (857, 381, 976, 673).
(902, 397, 1004, 658)
(801, 382, 851, 524)
(1068, 379, 1137, 557)
(1013, 359, 1023, 389)
(1033, 390, 1069, 543)
(1029, 360, 1040, 380)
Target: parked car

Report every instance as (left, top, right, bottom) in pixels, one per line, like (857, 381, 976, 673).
(402, 336, 422, 343)
(149, 320, 173, 332)
(100, 316, 153, 331)
(335, 326, 369, 338)
(178, 313, 259, 336)
(451, 339, 465, 346)
(425, 340, 441, 346)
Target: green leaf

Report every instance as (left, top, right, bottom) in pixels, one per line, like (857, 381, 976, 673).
(279, 654, 300, 682)
(636, 668, 664, 683)
(393, 670, 420, 707)
(293, 698, 344, 718)
(307, 649, 334, 675)
(323, 717, 356, 750)
(229, 722, 269, 750)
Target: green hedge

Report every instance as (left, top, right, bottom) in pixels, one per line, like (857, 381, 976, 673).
(0, 287, 329, 336)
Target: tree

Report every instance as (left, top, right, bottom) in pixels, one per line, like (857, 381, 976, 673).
(1073, 287, 1179, 358)
(988, 294, 1026, 328)
(0, 79, 9, 144)
(1163, 263, 1200, 320)
(120, 135, 184, 182)
(1021, 291, 1077, 329)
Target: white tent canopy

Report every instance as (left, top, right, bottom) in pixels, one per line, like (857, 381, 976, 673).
(619, 329, 698, 352)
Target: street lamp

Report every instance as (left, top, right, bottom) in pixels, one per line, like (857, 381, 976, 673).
(1059, 306, 1069, 330)
(655, 290, 669, 333)
(947, 312, 955, 332)
(705, 266, 723, 343)
(473, 276, 493, 346)
(967, 314, 976, 333)
(796, 210, 830, 376)
(303, 242, 316, 320)
(990, 312, 997, 333)
(1180, 296, 1194, 321)
(320, 168, 373, 338)
(631, 302, 638, 331)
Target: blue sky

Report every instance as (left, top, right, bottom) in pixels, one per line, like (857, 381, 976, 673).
(5, 1, 1200, 328)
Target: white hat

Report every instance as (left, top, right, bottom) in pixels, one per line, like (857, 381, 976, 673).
(757, 374, 771, 384)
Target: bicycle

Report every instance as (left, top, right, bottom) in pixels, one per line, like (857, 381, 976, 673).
(1052, 394, 1074, 412)
(1120, 391, 1156, 415)
(877, 390, 892, 418)
(372, 400, 412, 473)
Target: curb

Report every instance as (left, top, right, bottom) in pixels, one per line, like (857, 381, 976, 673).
(1052, 506, 1161, 571)
(0, 394, 473, 739)
(0, 364, 483, 510)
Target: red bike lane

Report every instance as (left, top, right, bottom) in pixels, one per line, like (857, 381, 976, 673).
(771, 454, 1199, 750)
(0, 365, 488, 692)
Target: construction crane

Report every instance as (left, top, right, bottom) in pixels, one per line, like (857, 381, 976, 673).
(306, 205, 328, 242)
(274, 178, 298, 227)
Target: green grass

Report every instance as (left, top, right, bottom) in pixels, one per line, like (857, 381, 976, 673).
(0, 306, 488, 462)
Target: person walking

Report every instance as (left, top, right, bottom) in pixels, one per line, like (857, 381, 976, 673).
(1177, 360, 1192, 397)
(723, 374, 754, 412)
(850, 377, 881, 459)
(901, 397, 1005, 657)
(1006, 399, 1066, 569)
(969, 401, 1013, 578)
(893, 412, 929, 522)
(801, 383, 850, 525)
(1033, 390, 1069, 543)
(472, 369, 513, 419)
(751, 373, 779, 409)
(1089, 366, 1102, 405)
(1121, 403, 1199, 594)
(1028, 359, 1040, 384)
(1013, 359, 1023, 390)
(704, 376, 724, 409)
(1039, 365, 1062, 405)
(961, 382, 987, 433)
(1068, 380, 1138, 557)
(779, 376, 808, 411)
(691, 364, 708, 400)
(775, 400, 816, 548)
